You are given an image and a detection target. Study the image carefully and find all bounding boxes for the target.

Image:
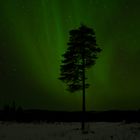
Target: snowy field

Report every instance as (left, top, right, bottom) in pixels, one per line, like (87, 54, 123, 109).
(0, 121, 140, 140)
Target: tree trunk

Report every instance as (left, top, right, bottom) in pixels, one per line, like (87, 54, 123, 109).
(82, 46, 86, 132)
(82, 72, 85, 132)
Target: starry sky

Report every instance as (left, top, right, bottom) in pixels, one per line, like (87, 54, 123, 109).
(0, 0, 140, 111)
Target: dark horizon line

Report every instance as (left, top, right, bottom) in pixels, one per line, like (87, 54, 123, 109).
(1, 108, 140, 112)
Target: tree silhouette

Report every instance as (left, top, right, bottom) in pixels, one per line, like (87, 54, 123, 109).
(59, 24, 102, 132)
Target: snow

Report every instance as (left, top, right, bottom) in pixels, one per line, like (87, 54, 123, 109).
(0, 121, 140, 140)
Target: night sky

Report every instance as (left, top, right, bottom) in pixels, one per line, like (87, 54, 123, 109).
(0, 0, 140, 111)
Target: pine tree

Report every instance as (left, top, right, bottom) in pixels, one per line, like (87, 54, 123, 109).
(59, 24, 102, 132)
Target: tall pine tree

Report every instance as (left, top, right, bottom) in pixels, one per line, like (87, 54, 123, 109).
(59, 24, 102, 132)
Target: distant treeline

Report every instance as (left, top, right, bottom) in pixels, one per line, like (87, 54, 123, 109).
(0, 105, 140, 123)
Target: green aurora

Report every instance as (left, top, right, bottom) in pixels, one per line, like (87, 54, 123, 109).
(0, 0, 140, 111)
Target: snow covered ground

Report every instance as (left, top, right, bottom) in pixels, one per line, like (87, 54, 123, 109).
(0, 121, 140, 140)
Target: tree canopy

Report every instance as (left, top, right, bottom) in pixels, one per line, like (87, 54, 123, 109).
(59, 24, 102, 93)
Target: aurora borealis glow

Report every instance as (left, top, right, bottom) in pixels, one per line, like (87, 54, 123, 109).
(0, 0, 140, 111)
